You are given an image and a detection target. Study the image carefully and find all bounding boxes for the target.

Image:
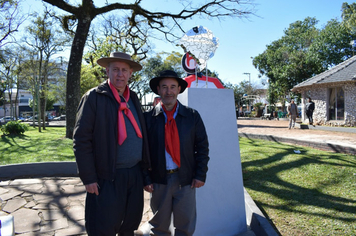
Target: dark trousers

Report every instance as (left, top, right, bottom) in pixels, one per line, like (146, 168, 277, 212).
(306, 111, 313, 124)
(85, 164, 144, 236)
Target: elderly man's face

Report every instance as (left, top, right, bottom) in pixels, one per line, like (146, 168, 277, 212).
(106, 61, 133, 93)
(157, 78, 181, 110)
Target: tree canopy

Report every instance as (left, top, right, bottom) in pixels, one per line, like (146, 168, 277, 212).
(252, 13, 356, 107)
(40, 0, 255, 138)
(0, 0, 25, 48)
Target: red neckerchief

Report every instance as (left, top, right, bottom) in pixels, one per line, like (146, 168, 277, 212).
(108, 80, 142, 145)
(162, 102, 180, 167)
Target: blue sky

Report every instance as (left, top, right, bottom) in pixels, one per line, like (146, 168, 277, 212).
(23, 0, 354, 87)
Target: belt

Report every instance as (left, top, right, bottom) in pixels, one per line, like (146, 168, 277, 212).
(166, 168, 179, 174)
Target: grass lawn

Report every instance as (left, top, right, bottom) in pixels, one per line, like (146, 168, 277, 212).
(1, 127, 355, 235)
(0, 126, 74, 165)
(240, 137, 356, 236)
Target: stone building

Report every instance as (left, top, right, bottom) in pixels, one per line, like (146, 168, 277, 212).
(291, 55, 356, 127)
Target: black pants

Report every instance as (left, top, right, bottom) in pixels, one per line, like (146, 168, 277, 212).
(306, 111, 313, 124)
(85, 164, 143, 236)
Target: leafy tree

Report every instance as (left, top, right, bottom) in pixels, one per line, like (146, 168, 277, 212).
(0, 78, 5, 106)
(253, 17, 322, 106)
(254, 8, 356, 108)
(41, 0, 255, 138)
(23, 8, 68, 131)
(309, 18, 355, 69)
(342, 2, 356, 33)
(139, 51, 185, 102)
(224, 80, 261, 109)
(0, 0, 26, 47)
(48, 58, 67, 114)
(81, 14, 151, 96)
(0, 47, 18, 117)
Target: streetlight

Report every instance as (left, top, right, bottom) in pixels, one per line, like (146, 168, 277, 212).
(243, 73, 251, 111)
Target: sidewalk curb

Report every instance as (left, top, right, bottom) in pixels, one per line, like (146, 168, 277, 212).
(0, 162, 78, 181)
(245, 189, 279, 236)
(238, 133, 356, 155)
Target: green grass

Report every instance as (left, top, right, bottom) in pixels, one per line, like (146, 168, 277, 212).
(240, 137, 356, 236)
(0, 126, 74, 165)
(1, 128, 355, 235)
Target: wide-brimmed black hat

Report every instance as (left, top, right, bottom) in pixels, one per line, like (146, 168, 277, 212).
(97, 52, 142, 72)
(149, 70, 188, 95)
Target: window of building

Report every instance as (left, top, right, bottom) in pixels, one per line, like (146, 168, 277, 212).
(19, 98, 29, 104)
(328, 87, 344, 120)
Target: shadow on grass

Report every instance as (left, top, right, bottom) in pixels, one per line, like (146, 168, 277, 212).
(0, 131, 74, 164)
(240, 137, 356, 233)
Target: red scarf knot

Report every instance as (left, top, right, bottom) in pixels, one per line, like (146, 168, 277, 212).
(108, 80, 142, 145)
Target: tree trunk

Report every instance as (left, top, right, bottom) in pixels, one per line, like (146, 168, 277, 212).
(65, 17, 92, 139)
(41, 93, 46, 129)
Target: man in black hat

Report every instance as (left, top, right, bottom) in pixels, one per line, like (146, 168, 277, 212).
(141, 70, 209, 236)
(73, 52, 150, 236)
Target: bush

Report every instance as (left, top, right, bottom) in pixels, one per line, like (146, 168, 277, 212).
(1, 120, 29, 136)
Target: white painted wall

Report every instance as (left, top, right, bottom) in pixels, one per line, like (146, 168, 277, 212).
(178, 88, 247, 236)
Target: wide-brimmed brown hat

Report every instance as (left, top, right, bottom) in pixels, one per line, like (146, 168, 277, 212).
(97, 52, 142, 72)
(149, 70, 188, 95)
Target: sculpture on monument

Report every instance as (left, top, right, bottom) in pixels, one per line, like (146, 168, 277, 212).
(179, 26, 223, 88)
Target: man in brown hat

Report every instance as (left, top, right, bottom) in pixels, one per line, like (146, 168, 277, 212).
(140, 70, 209, 236)
(73, 52, 150, 236)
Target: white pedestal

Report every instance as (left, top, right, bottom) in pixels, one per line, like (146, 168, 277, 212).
(0, 215, 15, 236)
(178, 88, 247, 236)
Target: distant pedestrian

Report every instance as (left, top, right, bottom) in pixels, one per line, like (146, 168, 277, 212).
(305, 97, 315, 125)
(287, 99, 298, 129)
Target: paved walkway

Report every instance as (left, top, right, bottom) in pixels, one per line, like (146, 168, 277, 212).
(0, 176, 154, 236)
(1, 119, 355, 235)
(237, 118, 356, 155)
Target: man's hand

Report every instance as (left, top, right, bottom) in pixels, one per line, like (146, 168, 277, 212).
(85, 182, 99, 195)
(144, 184, 154, 193)
(191, 179, 205, 189)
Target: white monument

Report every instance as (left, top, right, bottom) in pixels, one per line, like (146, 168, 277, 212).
(178, 87, 247, 236)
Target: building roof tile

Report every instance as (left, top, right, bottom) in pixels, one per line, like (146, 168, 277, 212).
(292, 55, 356, 91)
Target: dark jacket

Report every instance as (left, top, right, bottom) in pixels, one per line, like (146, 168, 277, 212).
(287, 103, 298, 116)
(73, 81, 150, 185)
(306, 101, 315, 113)
(144, 101, 209, 187)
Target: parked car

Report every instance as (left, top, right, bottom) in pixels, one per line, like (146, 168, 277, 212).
(24, 115, 51, 122)
(0, 116, 14, 125)
(24, 116, 34, 122)
(53, 115, 66, 121)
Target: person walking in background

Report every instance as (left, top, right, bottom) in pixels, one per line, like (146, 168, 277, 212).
(306, 97, 315, 125)
(141, 70, 209, 236)
(287, 99, 298, 129)
(73, 52, 150, 236)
